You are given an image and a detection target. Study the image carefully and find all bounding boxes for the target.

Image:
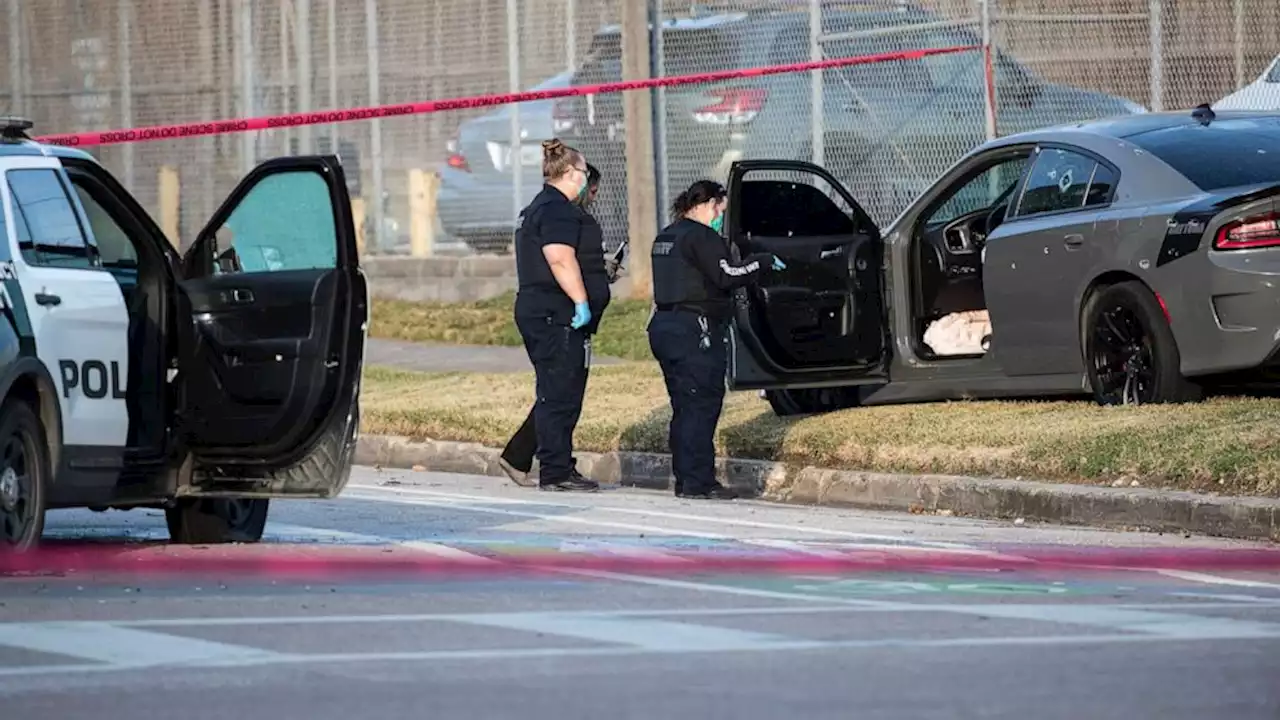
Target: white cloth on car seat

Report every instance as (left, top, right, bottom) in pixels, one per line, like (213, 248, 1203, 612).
(923, 310, 992, 356)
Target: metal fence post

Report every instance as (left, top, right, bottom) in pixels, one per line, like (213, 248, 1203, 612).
(365, 0, 384, 253)
(981, 0, 997, 141)
(1233, 0, 1245, 89)
(198, 0, 215, 241)
(327, 0, 338, 146)
(565, 0, 576, 72)
(1148, 0, 1163, 111)
(118, 0, 134, 190)
(236, 0, 256, 175)
(296, 0, 312, 154)
(507, 0, 522, 231)
(809, 0, 823, 167)
(650, 0, 667, 228)
(8, 0, 22, 117)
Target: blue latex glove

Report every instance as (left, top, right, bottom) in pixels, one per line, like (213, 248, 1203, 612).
(570, 301, 592, 330)
(771, 255, 787, 271)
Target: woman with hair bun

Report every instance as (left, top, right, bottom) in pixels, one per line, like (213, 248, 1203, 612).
(647, 179, 785, 500)
(507, 139, 610, 492)
(500, 161, 615, 486)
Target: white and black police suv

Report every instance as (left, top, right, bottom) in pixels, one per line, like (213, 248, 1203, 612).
(0, 118, 367, 550)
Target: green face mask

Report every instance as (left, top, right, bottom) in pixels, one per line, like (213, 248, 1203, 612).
(709, 214, 724, 233)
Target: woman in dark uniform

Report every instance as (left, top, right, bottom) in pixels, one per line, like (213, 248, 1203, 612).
(507, 141, 611, 492)
(647, 180, 783, 499)
(499, 163, 616, 486)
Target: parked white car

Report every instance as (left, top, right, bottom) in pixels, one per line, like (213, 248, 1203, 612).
(1214, 55, 1280, 110)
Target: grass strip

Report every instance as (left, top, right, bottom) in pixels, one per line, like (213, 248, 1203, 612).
(361, 364, 1280, 498)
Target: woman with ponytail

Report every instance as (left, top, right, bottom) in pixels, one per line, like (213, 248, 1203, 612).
(646, 180, 785, 499)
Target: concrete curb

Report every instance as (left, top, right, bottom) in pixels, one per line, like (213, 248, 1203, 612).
(354, 434, 1280, 543)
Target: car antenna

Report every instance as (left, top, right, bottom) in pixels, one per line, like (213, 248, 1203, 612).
(1191, 103, 1215, 126)
(0, 116, 34, 142)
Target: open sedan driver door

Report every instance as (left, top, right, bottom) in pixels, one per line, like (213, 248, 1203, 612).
(725, 160, 888, 390)
(176, 155, 368, 498)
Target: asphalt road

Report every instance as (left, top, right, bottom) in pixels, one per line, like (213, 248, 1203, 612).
(3, 467, 1279, 719)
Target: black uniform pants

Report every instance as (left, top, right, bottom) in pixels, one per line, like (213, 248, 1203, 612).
(500, 405, 537, 474)
(647, 309, 727, 495)
(514, 315, 589, 484)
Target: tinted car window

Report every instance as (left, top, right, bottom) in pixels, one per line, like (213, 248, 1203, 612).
(738, 179, 856, 238)
(927, 155, 1031, 226)
(1126, 118, 1280, 192)
(213, 169, 337, 274)
(1085, 163, 1117, 206)
(7, 168, 95, 270)
(1015, 148, 1098, 217)
(72, 183, 137, 267)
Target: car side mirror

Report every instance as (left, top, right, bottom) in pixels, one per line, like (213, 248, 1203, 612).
(183, 226, 237, 278)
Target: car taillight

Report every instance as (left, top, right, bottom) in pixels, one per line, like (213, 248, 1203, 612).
(1215, 211, 1280, 250)
(446, 153, 470, 172)
(443, 138, 470, 172)
(692, 87, 767, 125)
(552, 98, 575, 133)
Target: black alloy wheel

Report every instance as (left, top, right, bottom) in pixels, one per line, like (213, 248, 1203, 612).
(0, 399, 48, 550)
(1090, 302, 1157, 405)
(1082, 281, 1200, 406)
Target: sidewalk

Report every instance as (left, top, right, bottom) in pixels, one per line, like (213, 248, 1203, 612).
(365, 338, 626, 374)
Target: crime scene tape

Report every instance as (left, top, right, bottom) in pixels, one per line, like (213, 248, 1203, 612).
(3, 543, 1278, 580)
(34, 44, 982, 148)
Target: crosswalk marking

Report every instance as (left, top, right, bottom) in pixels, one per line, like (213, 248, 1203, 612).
(0, 623, 284, 668)
(450, 612, 806, 651)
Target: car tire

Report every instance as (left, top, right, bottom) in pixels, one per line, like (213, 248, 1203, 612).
(1081, 281, 1201, 406)
(0, 397, 50, 551)
(166, 498, 270, 544)
(764, 387, 861, 417)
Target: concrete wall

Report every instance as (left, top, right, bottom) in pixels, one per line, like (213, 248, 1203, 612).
(362, 256, 516, 303)
(362, 255, 637, 303)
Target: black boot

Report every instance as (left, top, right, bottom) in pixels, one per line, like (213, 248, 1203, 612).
(539, 468, 599, 492)
(678, 483, 739, 500)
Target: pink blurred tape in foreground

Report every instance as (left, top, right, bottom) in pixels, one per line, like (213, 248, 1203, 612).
(2, 543, 1279, 579)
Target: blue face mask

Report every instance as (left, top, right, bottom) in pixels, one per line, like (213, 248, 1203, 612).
(709, 213, 724, 233)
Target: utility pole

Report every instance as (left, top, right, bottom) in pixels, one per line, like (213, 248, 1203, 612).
(622, 0, 656, 299)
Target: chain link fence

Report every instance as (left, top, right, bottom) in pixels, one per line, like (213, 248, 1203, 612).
(0, 0, 1277, 266)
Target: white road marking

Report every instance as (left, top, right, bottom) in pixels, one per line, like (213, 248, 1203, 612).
(0, 622, 283, 668)
(267, 523, 498, 563)
(3, 630, 1278, 680)
(949, 604, 1280, 639)
(1152, 569, 1280, 590)
(1171, 592, 1280, 604)
(451, 613, 799, 651)
(340, 491, 742, 540)
(347, 483, 981, 550)
(342, 489, 1009, 562)
(556, 568, 905, 608)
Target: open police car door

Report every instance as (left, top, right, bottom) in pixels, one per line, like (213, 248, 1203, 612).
(724, 159, 889, 392)
(175, 155, 367, 498)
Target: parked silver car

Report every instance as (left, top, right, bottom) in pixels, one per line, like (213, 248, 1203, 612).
(1214, 54, 1280, 111)
(437, 70, 574, 253)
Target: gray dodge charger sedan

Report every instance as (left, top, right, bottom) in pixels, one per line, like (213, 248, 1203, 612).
(720, 107, 1280, 415)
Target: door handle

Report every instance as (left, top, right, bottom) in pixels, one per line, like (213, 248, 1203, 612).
(1063, 233, 1085, 249)
(34, 292, 61, 307)
(819, 246, 845, 259)
(229, 288, 255, 304)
